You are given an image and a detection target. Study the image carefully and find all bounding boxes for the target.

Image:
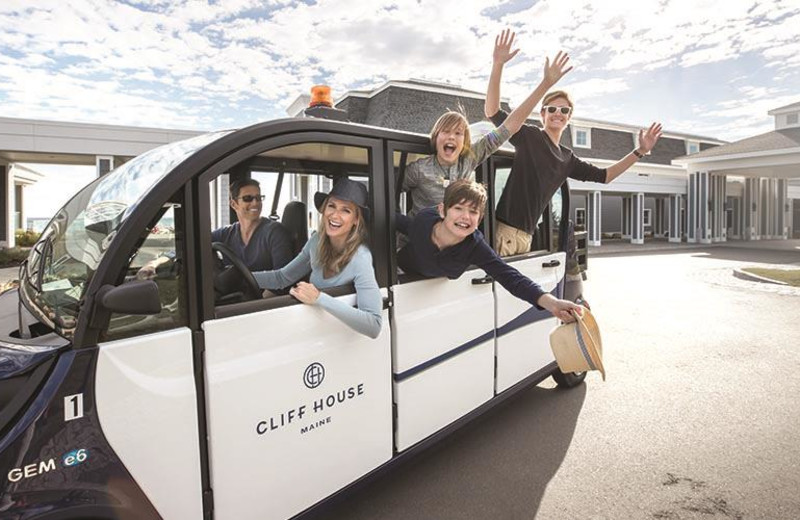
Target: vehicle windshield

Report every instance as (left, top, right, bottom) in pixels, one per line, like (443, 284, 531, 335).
(20, 130, 232, 339)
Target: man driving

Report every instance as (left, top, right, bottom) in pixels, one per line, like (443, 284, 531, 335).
(138, 179, 293, 280)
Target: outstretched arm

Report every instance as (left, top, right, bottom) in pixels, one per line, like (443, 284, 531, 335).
(604, 123, 663, 183)
(536, 293, 583, 323)
(500, 51, 573, 136)
(485, 29, 519, 118)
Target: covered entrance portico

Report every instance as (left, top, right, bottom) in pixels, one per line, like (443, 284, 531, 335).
(1, 117, 201, 248)
(572, 164, 688, 247)
(674, 125, 800, 244)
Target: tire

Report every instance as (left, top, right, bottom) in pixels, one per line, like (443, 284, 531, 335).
(551, 369, 587, 388)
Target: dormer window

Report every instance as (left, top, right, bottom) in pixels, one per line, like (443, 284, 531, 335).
(572, 126, 591, 148)
(686, 140, 700, 155)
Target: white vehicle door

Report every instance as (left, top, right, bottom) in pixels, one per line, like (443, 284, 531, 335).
(491, 161, 567, 393)
(391, 272, 495, 451)
(94, 194, 204, 520)
(389, 144, 496, 452)
(198, 136, 393, 520)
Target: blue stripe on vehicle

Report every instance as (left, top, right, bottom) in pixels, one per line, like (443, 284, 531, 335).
(393, 329, 495, 382)
(393, 281, 566, 383)
(496, 281, 564, 338)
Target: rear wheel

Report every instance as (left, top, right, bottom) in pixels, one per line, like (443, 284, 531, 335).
(551, 369, 587, 388)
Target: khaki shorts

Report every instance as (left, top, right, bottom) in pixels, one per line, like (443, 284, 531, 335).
(495, 221, 532, 257)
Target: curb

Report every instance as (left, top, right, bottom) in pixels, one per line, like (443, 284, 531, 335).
(732, 268, 788, 286)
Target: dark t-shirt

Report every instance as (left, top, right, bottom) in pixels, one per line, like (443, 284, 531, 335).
(396, 208, 544, 308)
(490, 110, 607, 234)
(211, 217, 293, 272)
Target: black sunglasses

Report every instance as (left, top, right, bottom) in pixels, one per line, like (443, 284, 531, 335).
(543, 105, 572, 115)
(236, 194, 265, 203)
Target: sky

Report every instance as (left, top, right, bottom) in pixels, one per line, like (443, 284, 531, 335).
(2, 0, 800, 217)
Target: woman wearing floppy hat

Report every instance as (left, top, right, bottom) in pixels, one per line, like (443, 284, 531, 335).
(252, 178, 382, 339)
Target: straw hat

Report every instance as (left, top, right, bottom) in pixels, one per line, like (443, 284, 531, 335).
(549, 307, 605, 381)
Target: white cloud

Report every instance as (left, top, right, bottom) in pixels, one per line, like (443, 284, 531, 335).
(0, 0, 796, 146)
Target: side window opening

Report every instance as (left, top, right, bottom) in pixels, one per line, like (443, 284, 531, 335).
(104, 192, 188, 341)
(208, 141, 377, 316)
(492, 158, 556, 258)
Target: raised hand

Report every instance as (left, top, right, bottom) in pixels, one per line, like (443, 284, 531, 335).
(493, 29, 519, 65)
(543, 50, 573, 87)
(638, 123, 663, 154)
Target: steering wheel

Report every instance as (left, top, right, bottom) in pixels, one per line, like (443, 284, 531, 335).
(211, 242, 262, 302)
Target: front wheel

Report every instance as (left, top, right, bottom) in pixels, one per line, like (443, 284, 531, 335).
(551, 369, 587, 388)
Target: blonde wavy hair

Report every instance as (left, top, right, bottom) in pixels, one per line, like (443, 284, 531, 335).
(316, 197, 368, 276)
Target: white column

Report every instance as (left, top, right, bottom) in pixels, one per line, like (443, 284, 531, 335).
(654, 198, 663, 238)
(668, 194, 682, 243)
(760, 178, 771, 238)
(778, 179, 789, 239)
(712, 174, 726, 242)
(631, 192, 645, 244)
(0, 162, 10, 248)
(697, 171, 712, 244)
(587, 190, 602, 246)
(743, 177, 760, 240)
(622, 196, 631, 239)
(687, 173, 697, 243)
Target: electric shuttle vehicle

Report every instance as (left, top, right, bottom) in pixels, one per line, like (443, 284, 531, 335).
(0, 116, 587, 519)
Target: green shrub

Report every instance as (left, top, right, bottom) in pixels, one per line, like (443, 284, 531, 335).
(0, 247, 30, 268)
(15, 229, 41, 247)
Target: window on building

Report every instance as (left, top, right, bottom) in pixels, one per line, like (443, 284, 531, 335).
(643, 208, 652, 227)
(686, 141, 700, 155)
(575, 208, 586, 229)
(573, 127, 591, 148)
(787, 113, 799, 125)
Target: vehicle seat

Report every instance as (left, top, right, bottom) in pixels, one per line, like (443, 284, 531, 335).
(282, 200, 308, 255)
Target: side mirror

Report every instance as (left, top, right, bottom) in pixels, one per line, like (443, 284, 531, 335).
(97, 280, 161, 315)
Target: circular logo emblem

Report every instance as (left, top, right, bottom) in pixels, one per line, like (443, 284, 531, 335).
(303, 363, 325, 389)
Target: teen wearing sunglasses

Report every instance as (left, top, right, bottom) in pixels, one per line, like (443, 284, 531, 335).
(401, 31, 572, 219)
(485, 29, 663, 256)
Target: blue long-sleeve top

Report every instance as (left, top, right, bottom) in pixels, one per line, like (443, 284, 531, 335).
(396, 208, 545, 309)
(252, 233, 383, 338)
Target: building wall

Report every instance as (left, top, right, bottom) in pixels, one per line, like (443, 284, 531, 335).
(358, 87, 496, 134)
(337, 97, 370, 124)
(0, 164, 7, 247)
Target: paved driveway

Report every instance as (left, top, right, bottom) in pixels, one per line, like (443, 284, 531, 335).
(306, 244, 800, 520)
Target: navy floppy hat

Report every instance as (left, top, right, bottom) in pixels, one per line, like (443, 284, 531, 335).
(314, 178, 371, 221)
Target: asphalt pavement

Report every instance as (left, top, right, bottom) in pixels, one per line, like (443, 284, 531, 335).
(304, 240, 800, 520)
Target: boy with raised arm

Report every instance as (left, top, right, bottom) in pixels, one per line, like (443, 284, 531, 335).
(397, 179, 582, 323)
(402, 30, 573, 217)
(486, 30, 663, 256)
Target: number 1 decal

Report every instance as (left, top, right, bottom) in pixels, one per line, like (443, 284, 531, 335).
(64, 394, 84, 421)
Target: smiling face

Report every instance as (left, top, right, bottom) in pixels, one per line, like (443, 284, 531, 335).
(435, 124, 466, 166)
(430, 112, 471, 166)
(441, 199, 483, 239)
(540, 95, 573, 135)
(230, 184, 263, 224)
(322, 196, 360, 246)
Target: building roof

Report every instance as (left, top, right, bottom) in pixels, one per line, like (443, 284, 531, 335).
(334, 79, 724, 143)
(768, 101, 800, 115)
(674, 127, 800, 161)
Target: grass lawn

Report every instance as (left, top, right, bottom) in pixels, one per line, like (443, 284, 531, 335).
(742, 267, 800, 286)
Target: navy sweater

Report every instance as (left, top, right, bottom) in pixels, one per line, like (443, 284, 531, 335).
(396, 208, 545, 309)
